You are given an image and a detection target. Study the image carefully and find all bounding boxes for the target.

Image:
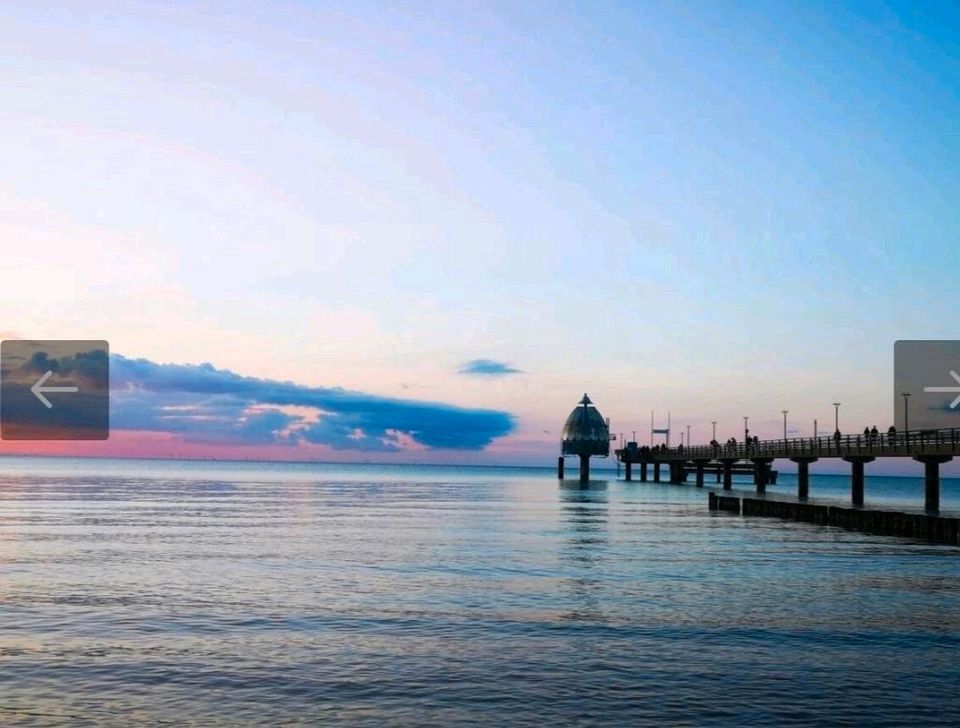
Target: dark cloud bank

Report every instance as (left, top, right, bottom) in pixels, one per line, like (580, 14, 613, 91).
(111, 355, 515, 451)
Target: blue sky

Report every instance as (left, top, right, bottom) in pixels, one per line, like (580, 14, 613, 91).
(1, 1, 958, 468)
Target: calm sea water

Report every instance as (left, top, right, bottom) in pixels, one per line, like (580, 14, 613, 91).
(1, 456, 959, 726)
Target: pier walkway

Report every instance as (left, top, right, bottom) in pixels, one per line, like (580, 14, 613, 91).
(616, 428, 960, 513)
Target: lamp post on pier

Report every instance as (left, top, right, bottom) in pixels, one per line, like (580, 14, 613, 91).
(743, 416, 749, 444)
(711, 421, 717, 441)
(686, 425, 691, 446)
(782, 410, 789, 442)
(833, 402, 841, 435)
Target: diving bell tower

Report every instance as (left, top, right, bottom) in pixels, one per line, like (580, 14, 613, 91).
(559, 393, 611, 482)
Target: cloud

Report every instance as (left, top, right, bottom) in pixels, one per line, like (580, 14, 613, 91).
(110, 355, 515, 451)
(458, 359, 522, 377)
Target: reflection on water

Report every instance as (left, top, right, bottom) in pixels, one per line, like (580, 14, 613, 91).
(559, 483, 609, 622)
(0, 458, 958, 725)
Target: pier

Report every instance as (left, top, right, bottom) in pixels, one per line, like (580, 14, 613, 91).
(613, 429, 960, 543)
(555, 389, 960, 543)
(707, 491, 960, 546)
(617, 429, 959, 512)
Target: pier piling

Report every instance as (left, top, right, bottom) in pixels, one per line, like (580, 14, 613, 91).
(669, 461, 685, 484)
(695, 460, 706, 488)
(720, 459, 736, 490)
(752, 458, 773, 495)
(791, 457, 817, 500)
(843, 456, 874, 507)
(916, 455, 953, 513)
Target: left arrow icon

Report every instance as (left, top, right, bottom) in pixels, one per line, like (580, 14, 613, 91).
(31, 370, 79, 409)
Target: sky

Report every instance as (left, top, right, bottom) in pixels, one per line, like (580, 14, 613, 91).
(1, 1, 959, 472)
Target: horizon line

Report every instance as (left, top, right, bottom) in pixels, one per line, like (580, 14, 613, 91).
(0, 452, 956, 479)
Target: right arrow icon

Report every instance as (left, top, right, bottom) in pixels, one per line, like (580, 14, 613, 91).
(923, 370, 960, 409)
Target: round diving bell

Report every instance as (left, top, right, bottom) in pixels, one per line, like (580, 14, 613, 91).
(560, 393, 610, 481)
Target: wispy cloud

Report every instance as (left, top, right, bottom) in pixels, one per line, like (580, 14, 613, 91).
(111, 355, 515, 451)
(458, 359, 522, 377)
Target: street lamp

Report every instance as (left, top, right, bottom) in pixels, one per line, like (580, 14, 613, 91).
(782, 410, 789, 441)
(686, 424, 691, 446)
(743, 416, 749, 443)
(902, 392, 911, 432)
(711, 421, 717, 441)
(833, 402, 841, 434)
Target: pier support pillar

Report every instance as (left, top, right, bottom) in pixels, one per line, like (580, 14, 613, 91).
(751, 458, 773, 495)
(625, 461, 632, 482)
(694, 460, 706, 488)
(640, 462, 648, 482)
(720, 459, 737, 491)
(579, 455, 590, 483)
(557, 456, 564, 479)
(654, 463, 661, 482)
(670, 460, 687, 485)
(915, 455, 953, 513)
(843, 456, 874, 507)
(716, 469, 722, 483)
(791, 458, 818, 501)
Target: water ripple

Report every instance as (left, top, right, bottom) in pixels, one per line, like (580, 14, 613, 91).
(0, 459, 958, 725)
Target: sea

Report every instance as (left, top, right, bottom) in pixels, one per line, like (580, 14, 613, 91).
(1, 456, 959, 726)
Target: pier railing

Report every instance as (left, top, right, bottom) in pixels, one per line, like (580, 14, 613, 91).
(618, 428, 960, 462)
